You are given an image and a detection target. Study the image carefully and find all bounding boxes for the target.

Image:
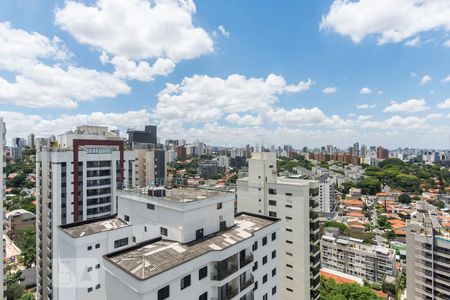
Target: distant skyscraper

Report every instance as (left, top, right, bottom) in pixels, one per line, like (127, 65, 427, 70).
(353, 142, 360, 156)
(27, 132, 35, 147)
(360, 144, 367, 158)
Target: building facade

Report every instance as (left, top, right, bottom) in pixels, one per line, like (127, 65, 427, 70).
(321, 227, 396, 283)
(236, 152, 321, 300)
(134, 148, 167, 187)
(406, 201, 450, 300)
(36, 126, 135, 300)
(104, 212, 281, 300)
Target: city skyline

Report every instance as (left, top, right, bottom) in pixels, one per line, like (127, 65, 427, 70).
(1, 0, 450, 148)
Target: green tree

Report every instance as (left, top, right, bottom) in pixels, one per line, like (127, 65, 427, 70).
(320, 277, 383, 300)
(15, 227, 36, 268)
(357, 177, 381, 195)
(20, 292, 34, 300)
(324, 221, 347, 231)
(397, 193, 411, 204)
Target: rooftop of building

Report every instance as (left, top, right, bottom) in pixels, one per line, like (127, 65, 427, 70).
(104, 213, 279, 281)
(59, 215, 129, 238)
(118, 186, 233, 204)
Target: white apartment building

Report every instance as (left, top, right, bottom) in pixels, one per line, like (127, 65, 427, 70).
(54, 185, 281, 300)
(103, 212, 281, 300)
(56, 216, 133, 300)
(237, 152, 321, 300)
(1, 118, 5, 299)
(216, 155, 230, 169)
(317, 174, 337, 215)
(406, 201, 450, 300)
(36, 126, 135, 300)
(321, 227, 396, 283)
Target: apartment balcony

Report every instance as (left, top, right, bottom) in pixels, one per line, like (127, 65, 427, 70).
(239, 252, 254, 269)
(217, 277, 239, 300)
(211, 254, 239, 281)
(239, 291, 254, 300)
(311, 289, 320, 300)
(311, 276, 320, 290)
(239, 273, 254, 292)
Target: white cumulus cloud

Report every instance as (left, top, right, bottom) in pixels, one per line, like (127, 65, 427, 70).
(360, 87, 372, 94)
(0, 22, 129, 109)
(55, 0, 214, 81)
(155, 74, 315, 125)
(322, 86, 337, 94)
(437, 98, 450, 109)
(356, 103, 376, 109)
(384, 98, 429, 113)
(420, 74, 432, 86)
(320, 0, 450, 45)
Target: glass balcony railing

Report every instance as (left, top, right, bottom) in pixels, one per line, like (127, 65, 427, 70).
(211, 255, 239, 281)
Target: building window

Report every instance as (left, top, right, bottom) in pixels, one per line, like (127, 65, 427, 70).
(263, 256, 268, 265)
(199, 292, 207, 300)
(96, 284, 101, 289)
(124, 215, 130, 222)
(286, 228, 293, 232)
(95, 243, 100, 249)
(160, 227, 168, 236)
(87, 287, 93, 293)
(269, 211, 277, 217)
(87, 267, 93, 272)
(286, 216, 292, 220)
(114, 237, 129, 248)
(253, 261, 258, 271)
(286, 252, 293, 257)
(287, 288, 293, 292)
(286, 240, 293, 244)
(285, 192, 292, 196)
(262, 236, 267, 246)
(272, 268, 277, 276)
(287, 276, 293, 280)
(286, 264, 293, 268)
(158, 286, 170, 300)
(286, 204, 292, 208)
(253, 281, 258, 291)
(199, 266, 207, 280)
(180, 275, 191, 290)
(147, 203, 155, 210)
(144, 226, 147, 232)
(272, 286, 277, 295)
(271, 232, 276, 241)
(269, 188, 277, 195)
(252, 241, 258, 251)
(95, 264, 100, 269)
(263, 274, 268, 283)
(269, 200, 276, 206)
(87, 246, 92, 251)
(217, 202, 222, 209)
(272, 250, 276, 259)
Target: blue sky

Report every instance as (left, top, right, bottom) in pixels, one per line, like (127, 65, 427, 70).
(0, 0, 449, 148)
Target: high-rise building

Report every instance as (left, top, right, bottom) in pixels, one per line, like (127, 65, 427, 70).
(105, 187, 281, 300)
(317, 174, 337, 215)
(353, 142, 360, 157)
(377, 146, 389, 160)
(56, 186, 281, 300)
(237, 152, 321, 300)
(406, 201, 450, 300)
(321, 227, 396, 283)
(134, 148, 166, 187)
(27, 132, 35, 148)
(127, 125, 157, 148)
(1, 118, 5, 299)
(36, 125, 135, 300)
(11, 137, 26, 159)
(360, 144, 367, 158)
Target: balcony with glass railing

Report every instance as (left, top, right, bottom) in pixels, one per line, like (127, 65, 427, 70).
(211, 254, 239, 281)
